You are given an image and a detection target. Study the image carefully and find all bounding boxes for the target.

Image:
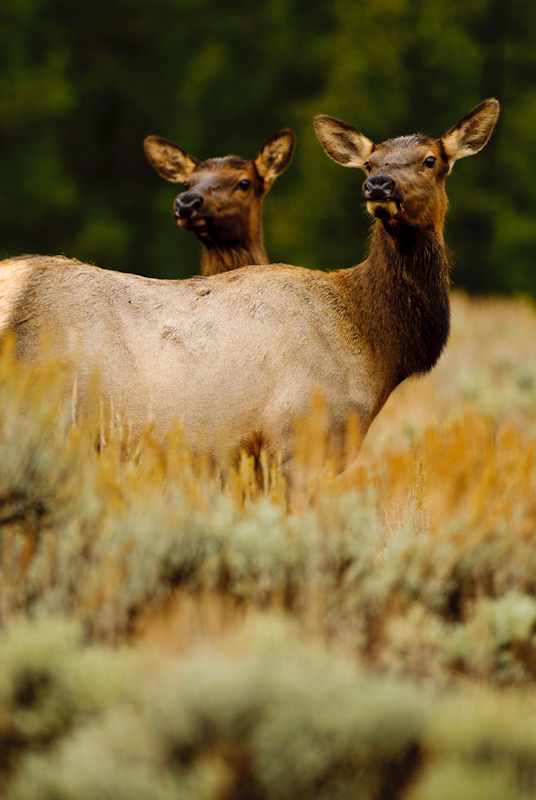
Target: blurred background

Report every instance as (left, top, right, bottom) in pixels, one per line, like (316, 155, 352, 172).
(1, 0, 535, 294)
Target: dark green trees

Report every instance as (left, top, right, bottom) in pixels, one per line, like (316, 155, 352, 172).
(1, 0, 535, 293)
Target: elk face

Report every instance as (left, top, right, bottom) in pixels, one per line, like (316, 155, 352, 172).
(144, 129, 295, 247)
(360, 135, 450, 229)
(313, 99, 500, 232)
(172, 157, 262, 246)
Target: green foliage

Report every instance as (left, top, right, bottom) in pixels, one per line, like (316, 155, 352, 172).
(2, 298, 536, 794)
(5, 618, 536, 799)
(0, 617, 135, 776)
(1, 0, 535, 292)
(1, 618, 428, 800)
(408, 760, 523, 800)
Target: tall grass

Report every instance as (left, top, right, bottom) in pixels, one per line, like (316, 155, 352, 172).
(1, 292, 536, 797)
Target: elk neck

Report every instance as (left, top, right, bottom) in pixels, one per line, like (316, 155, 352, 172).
(198, 193, 269, 276)
(342, 219, 451, 392)
(199, 238, 269, 275)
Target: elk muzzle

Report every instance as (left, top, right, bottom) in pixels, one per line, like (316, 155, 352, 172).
(363, 173, 396, 201)
(363, 173, 401, 220)
(174, 192, 204, 221)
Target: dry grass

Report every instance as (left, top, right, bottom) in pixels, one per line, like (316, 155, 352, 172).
(1, 291, 536, 798)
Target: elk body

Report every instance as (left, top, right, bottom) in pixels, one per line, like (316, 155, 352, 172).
(144, 129, 295, 276)
(0, 100, 499, 481)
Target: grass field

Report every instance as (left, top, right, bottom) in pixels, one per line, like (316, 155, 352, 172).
(1, 291, 536, 799)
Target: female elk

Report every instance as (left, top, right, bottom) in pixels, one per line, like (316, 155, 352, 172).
(0, 100, 499, 483)
(144, 129, 295, 275)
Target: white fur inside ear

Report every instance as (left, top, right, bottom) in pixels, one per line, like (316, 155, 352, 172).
(255, 130, 295, 189)
(314, 115, 374, 167)
(144, 136, 199, 183)
(442, 123, 487, 160)
(441, 99, 500, 164)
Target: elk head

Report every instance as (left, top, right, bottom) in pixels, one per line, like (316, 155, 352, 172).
(144, 129, 295, 248)
(313, 99, 500, 232)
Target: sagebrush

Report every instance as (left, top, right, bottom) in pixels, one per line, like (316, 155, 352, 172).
(1, 292, 536, 798)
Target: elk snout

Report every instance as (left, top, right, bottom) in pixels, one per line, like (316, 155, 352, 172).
(175, 192, 204, 220)
(363, 174, 396, 202)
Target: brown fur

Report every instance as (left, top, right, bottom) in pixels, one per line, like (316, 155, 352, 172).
(144, 130, 295, 276)
(0, 101, 499, 482)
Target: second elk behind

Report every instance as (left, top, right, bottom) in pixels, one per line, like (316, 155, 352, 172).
(144, 129, 295, 276)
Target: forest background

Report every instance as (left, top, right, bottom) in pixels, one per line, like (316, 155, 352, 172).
(1, 0, 535, 295)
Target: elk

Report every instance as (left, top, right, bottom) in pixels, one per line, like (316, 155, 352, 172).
(0, 100, 499, 484)
(144, 129, 295, 276)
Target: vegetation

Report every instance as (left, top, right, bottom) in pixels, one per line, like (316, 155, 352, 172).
(1, 291, 536, 797)
(1, 5, 535, 792)
(1, 0, 536, 294)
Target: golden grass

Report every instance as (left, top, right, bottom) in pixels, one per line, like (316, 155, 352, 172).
(1, 291, 536, 797)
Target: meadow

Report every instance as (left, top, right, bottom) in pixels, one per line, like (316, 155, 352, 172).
(1, 291, 536, 799)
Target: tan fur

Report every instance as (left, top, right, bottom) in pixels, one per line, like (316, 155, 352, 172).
(1, 102, 499, 482)
(0, 259, 34, 335)
(366, 200, 398, 218)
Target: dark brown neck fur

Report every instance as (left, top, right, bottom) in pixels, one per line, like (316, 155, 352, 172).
(200, 240, 269, 275)
(346, 221, 451, 395)
(198, 191, 268, 275)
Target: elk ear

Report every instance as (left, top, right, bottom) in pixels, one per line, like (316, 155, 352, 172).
(314, 115, 374, 168)
(441, 98, 500, 170)
(254, 128, 295, 192)
(143, 136, 199, 183)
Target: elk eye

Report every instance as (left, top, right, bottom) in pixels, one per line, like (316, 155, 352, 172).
(182, 181, 190, 190)
(364, 162, 372, 172)
(424, 156, 436, 168)
(237, 179, 251, 190)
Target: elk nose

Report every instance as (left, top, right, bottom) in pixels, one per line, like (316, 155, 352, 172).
(175, 192, 203, 219)
(363, 174, 396, 202)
